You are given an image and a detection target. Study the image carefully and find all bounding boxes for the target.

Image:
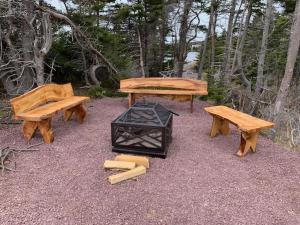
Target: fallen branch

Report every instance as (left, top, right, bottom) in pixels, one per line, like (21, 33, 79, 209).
(0, 144, 41, 174)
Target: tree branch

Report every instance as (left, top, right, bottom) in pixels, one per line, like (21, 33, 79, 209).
(34, 3, 118, 74)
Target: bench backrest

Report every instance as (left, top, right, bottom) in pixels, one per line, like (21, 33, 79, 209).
(120, 78, 207, 91)
(10, 83, 74, 115)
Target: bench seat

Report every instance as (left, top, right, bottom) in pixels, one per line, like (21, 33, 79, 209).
(204, 106, 275, 156)
(119, 88, 208, 95)
(16, 96, 89, 121)
(204, 106, 274, 132)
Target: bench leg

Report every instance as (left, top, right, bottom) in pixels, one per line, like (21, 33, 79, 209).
(64, 108, 74, 122)
(210, 116, 230, 137)
(74, 104, 86, 123)
(64, 104, 86, 124)
(37, 118, 54, 144)
(23, 121, 38, 141)
(236, 131, 258, 157)
(190, 95, 194, 113)
(128, 93, 135, 107)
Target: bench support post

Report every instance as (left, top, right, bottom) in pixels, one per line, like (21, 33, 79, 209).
(128, 93, 135, 107)
(23, 121, 38, 141)
(190, 95, 194, 113)
(38, 118, 54, 144)
(236, 131, 258, 157)
(210, 116, 230, 137)
(64, 104, 86, 124)
(23, 119, 54, 144)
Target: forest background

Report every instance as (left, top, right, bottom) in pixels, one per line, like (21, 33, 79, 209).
(0, 0, 299, 149)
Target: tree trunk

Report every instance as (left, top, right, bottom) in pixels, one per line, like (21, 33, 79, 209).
(89, 64, 101, 85)
(255, 0, 273, 96)
(198, 0, 216, 79)
(175, 0, 193, 77)
(137, 27, 145, 77)
(33, 12, 53, 86)
(20, 0, 35, 93)
(273, 0, 300, 119)
(158, 1, 169, 71)
(210, 4, 217, 72)
(232, 0, 253, 89)
(81, 50, 90, 86)
(219, 0, 237, 85)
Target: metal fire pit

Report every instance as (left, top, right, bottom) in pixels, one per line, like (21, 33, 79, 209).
(111, 102, 175, 158)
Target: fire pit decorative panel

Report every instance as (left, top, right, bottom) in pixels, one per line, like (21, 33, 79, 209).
(111, 102, 173, 158)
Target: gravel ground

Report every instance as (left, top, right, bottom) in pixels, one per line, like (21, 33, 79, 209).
(0, 97, 299, 225)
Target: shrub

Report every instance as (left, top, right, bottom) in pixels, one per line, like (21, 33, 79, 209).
(88, 85, 127, 98)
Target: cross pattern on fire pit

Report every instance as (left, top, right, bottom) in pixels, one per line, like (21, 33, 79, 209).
(111, 102, 173, 158)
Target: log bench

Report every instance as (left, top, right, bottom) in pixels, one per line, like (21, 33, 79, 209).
(119, 78, 208, 112)
(10, 83, 90, 144)
(204, 106, 275, 156)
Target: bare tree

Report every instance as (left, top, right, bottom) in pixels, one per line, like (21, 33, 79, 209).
(231, 0, 253, 89)
(174, 0, 193, 77)
(255, 0, 273, 96)
(219, 0, 237, 85)
(33, 12, 53, 85)
(0, 1, 118, 94)
(274, 0, 300, 120)
(137, 27, 145, 77)
(210, 1, 218, 73)
(198, 0, 216, 79)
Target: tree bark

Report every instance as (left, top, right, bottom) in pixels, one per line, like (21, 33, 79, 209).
(158, 0, 169, 72)
(137, 27, 145, 77)
(198, 0, 216, 79)
(232, 0, 253, 89)
(175, 0, 193, 77)
(274, 0, 300, 119)
(210, 3, 217, 72)
(33, 12, 52, 85)
(219, 0, 237, 85)
(20, 0, 35, 93)
(255, 0, 273, 96)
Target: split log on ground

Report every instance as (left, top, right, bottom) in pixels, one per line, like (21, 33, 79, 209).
(115, 154, 150, 168)
(108, 166, 146, 185)
(103, 160, 136, 170)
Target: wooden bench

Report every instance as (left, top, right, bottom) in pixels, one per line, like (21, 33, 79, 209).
(10, 83, 90, 144)
(119, 78, 208, 112)
(204, 106, 275, 156)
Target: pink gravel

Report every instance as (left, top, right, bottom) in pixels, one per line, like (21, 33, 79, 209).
(0, 97, 299, 225)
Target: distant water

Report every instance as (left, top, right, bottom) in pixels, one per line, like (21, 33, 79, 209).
(186, 52, 199, 63)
